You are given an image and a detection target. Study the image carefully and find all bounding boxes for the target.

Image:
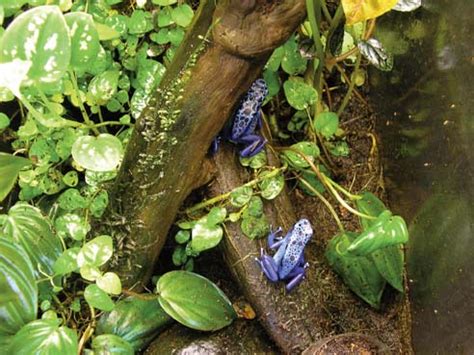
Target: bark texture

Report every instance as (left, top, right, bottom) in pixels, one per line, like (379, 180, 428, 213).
(103, 1, 306, 288)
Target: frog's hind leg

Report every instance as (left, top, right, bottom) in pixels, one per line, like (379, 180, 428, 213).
(255, 248, 279, 282)
(284, 256, 309, 292)
(239, 134, 267, 157)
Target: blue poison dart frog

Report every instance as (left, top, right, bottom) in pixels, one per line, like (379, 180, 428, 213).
(255, 219, 313, 292)
(212, 79, 269, 157)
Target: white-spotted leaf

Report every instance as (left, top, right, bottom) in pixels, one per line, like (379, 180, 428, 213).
(96, 272, 122, 295)
(358, 38, 394, 71)
(392, 0, 421, 12)
(77, 235, 113, 267)
(72, 134, 123, 172)
(0, 6, 71, 87)
(283, 78, 318, 110)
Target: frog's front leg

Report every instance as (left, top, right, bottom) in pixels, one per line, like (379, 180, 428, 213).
(238, 134, 267, 157)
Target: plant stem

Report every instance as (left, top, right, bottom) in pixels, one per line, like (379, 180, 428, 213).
(78, 305, 96, 354)
(86, 121, 133, 129)
(305, 0, 325, 100)
(68, 70, 99, 135)
(320, 0, 333, 25)
(185, 164, 287, 215)
(299, 177, 345, 232)
(336, 53, 362, 116)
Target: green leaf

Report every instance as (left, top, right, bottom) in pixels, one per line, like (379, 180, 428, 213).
(355, 192, 388, 230)
(77, 235, 113, 267)
(326, 232, 385, 308)
(0, 113, 10, 129)
(259, 171, 284, 200)
(80, 264, 102, 281)
(191, 219, 223, 253)
(1, 202, 62, 277)
(152, 0, 177, 5)
(341, 0, 398, 25)
(0, 6, 71, 88)
(282, 141, 320, 169)
(72, 134, 123, 172)
(85, 284, 115, 312)
(54, 213, 90, 241)
(94, 21, 120, 41)
(229, 186, 253, 208)
(157, 271, 236, 331)
(371, 246, 404, 292)
(53, 247, 80, 275)
(239, 150, 267, 169)
(246, 196, 264, 217)
(88, 70, 120, 105)
(0, 153, 31, 202)
(89, 190, 109, 218)
(266, 46, 284, 72)
(65, 12, 100, 72)
(172, 246, 187, 266)
(96, 296, 172, 351)
(207, 207, 227, 225)
(175, 230, 190, 244)
(0, 238, 37, 336)
(157, 7, 173, 27)
(263, 69, 280, 99)
(171, 4, 193, 27)
(0, 60, 31, 98)
(92, 334, 134, 355)
(9, 319, 78, 354)
(328, 141, 350, 157)
(298, 169, 326, 196)
(96, 272, 122, 295)
(127, 10, 153, 35)
(240, 214, 269, 240)
(57, 188, 88, 211)
(283, 78, 318, 110)
(315, 112, 339, 138)
(281, 36, 307, 75)
(62, 171, 79, 187)
(347, 211, 409, 256)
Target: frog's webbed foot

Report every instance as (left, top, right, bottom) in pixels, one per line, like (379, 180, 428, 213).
(239, 134, 267, 157)
(255, 248, 279, 282)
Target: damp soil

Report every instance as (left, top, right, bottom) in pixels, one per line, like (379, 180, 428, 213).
(154, 92, 413, 354)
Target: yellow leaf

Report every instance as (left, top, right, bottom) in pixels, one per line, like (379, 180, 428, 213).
(342, 0, 398, 25)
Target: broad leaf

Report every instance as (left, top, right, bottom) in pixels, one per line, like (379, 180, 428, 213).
(314, 112, 339, 139)
(77, 235, 113, 267)
(1, 202, 62, 277)
(326, 232, 385, 308)
(342, 0, 398, 25)
(9, 319, 78, 354)
(87, 70, 120, 105)
(96, 272, 122, 295)
(96, 296, 172, 351)
(283, 78, 318, 110)
(92, 334, 134, 355)
(0, 60, 31, 98)
(259, 171, 285, 200)
(157, 271, 236, 331)
(65, 12, 100, 72)
(191, 220, 223, 253)
(72, 134, 123, 172)
(171, 4, 194, 27)
(282, 141, 320, 169)
(371, 246, 404, 292)
(0, 6, 71, 87)
(0, 153, 31, 202)
(347, 211, 409, 255)
(0, 238, 37, 336)
(53, 247, 80, 275)
(85, 284, 115, 312)
(355, 191, 388, 230)
(229, 186, 253, 208)
(358, 38, 394, 71)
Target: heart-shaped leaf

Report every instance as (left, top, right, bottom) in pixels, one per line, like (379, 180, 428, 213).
(171, 4, 194, 27)
(72, 134, 123, 172)
(65, 12, 100, 72)
(229, 186, 253, 208)
(9, 319, 78, 354)
(96, 272, 122, 295)
(92, 334, 134, 355)
(347, 211, 409, 256)
(191, 220, 223, 253)
(0, 6, 71, 87)
(54, 213, 90, 241)
(206, 207, 227, 225)
(53, 247, 80, 276)
(0, 153, 31, 202)
(282, 141, 320, 169)
(1, 202, 62, 277)
(283, 78, 318, 110)
(157, 271, 236, 331)
(259, 171, 285, 200)
(314, 112, 339, 139)
(85, 284, 115, 312)
(355, 192, 388, 230)
(326, 232, 385, 308)
(87, 70, 120, 105)
(77, 235, 113, 267)
(0, 238, 37, 336)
